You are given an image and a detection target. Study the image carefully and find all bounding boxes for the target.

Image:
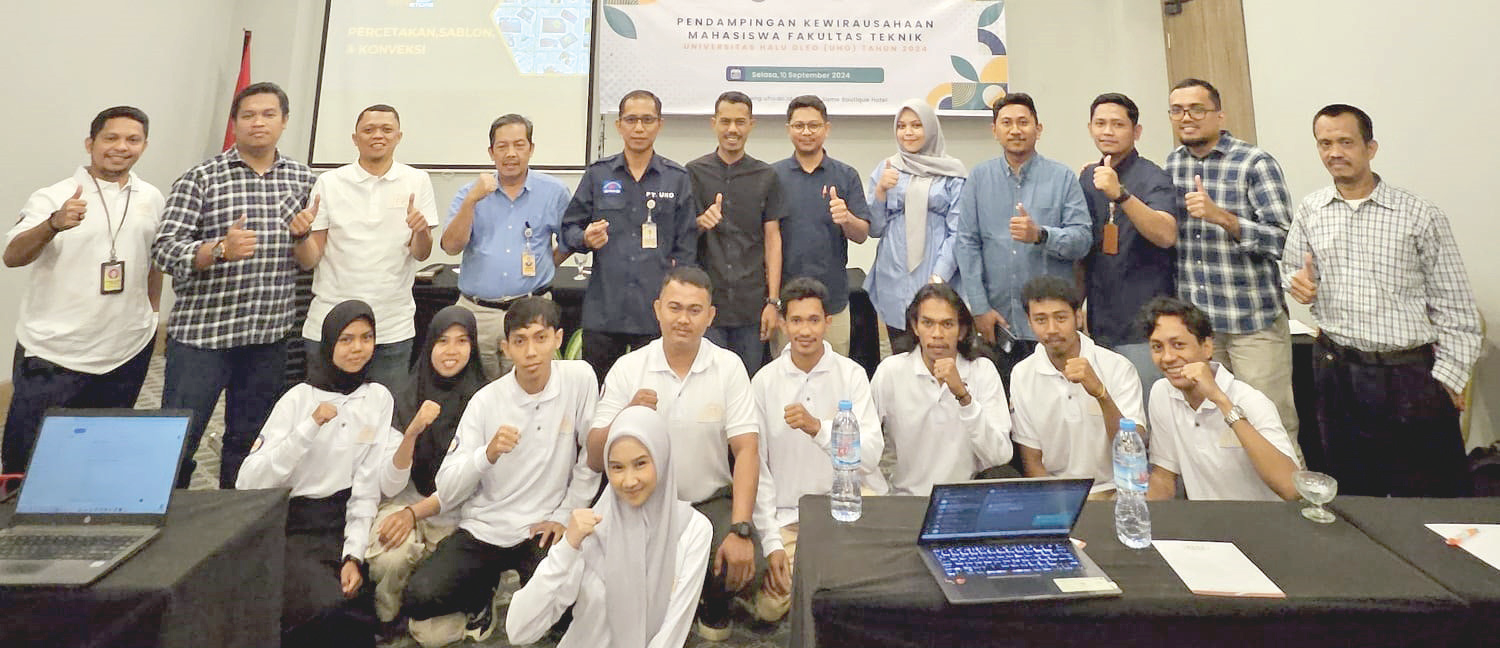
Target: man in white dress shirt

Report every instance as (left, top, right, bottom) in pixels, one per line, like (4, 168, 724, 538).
(586, 265, 787, 640)
(3, 106, 163, 475)
(400, 298, 599, 646)
(747, 276, 886, 621)
(872, 283, 1014, 496)
(1141, 297, 1299, 501)
(294, 104, 438, 389)
(1011, 276, 1142, 496)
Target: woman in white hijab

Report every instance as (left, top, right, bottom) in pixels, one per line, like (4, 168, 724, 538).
(505, 405, 712, 647)
(864, 98, 969, 355)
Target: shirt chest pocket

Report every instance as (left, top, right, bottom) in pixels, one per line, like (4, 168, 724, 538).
(598, 196, 629, 218)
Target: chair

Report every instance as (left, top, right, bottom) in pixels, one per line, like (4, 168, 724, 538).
(0, 473, 22, 498)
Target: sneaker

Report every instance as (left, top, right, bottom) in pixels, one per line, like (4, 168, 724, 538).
(694, 617, 731, 642)
(463, 598, 497, 643)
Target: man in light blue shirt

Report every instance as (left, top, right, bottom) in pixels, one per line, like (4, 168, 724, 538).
(440, 114, 571, 378)
(955, 93, 1090, 390)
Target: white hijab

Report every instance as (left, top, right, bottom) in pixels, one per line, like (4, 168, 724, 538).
(888, 99, 968, 271)
(582, 406, 693, 647)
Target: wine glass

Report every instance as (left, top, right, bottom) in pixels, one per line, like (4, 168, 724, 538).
(1293, 471, 1338, 523)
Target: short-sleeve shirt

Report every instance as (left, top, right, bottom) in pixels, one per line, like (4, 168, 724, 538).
(445, 170, 570, 300)
(772, 153, 869, 315)
(686, 152, 784, 326)
(1079, 150, 1179, 348)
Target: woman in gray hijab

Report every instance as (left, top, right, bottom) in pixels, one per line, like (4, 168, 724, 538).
(505, 406, 712, 647)
(864, 98, 970, 355)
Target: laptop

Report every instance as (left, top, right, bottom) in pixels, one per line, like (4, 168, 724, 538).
(0, 409, 191, 587)
(917, 477, 1122, 604)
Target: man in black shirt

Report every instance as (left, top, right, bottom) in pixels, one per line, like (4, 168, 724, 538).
(686, 91, 785, 374)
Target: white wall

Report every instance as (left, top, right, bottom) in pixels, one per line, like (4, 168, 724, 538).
(1243, 0, 1500, 448)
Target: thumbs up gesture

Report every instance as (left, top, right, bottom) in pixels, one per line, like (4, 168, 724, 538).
(1185, 174, 1224, 224)
(50, 185, 87, 232)
(224, 215, 258, 261)
(874, 159, 900, 200)
(1289, 252, 1319, 304)
(1009, 202, 1040, 243)
(404, 193, 428, 235)
(827, 185, 853, 226)
(697, 192, 724, 230)
(1092, 155, 1123, 201)
(290, 195, 318, 239)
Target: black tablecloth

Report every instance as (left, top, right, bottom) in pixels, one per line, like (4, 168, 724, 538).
(0, 489, 288, 648)
(792, 495, 1466, 648)
(1330, 496, 1500, 641)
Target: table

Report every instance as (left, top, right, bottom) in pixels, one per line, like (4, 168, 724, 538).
(791, 495, 1466, 648)
(0, 489, 288, 648)
(1330, 496, 1500, 642)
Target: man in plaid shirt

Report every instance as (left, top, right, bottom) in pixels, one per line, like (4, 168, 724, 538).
(1284, 104, 1480, 497)
(1163, 78, 1301, 463)
(151, 82, 316, 488)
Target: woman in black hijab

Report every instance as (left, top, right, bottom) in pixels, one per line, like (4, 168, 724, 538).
(239, 300, 398, 648)
(365, 305, 487, 624)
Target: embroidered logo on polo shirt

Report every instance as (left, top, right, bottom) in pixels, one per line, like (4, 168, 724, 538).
(448, 436, 460, 454)
(251, 436, 264, 453)
(602, 180, 623, 195)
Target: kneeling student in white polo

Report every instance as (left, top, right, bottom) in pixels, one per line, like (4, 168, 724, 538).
(1140, 297, 1300, 501)
(400, 298, 599, 646)
(1011, 276, 1143, 497)
(748, 277, 888, 622)
(237, 300, 402, 648)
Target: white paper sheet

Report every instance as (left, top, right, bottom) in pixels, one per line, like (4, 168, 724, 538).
(1288, 319, 1318, 336)
(1426, 524, 1500, 572)
(1152, 540, 1286, 598)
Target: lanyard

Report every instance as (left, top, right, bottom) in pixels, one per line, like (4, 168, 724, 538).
(88, 175, 131, 262)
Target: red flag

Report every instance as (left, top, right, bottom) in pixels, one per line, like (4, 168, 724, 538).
(222, 30, 252, 151)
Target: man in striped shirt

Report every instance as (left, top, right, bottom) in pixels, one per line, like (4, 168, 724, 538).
(151, 82, 316, 488)
(1283, 104, 1481, 497)
(1163, 78, 1301, 463)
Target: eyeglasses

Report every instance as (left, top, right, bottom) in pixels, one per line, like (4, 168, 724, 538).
(1168, 105, 1214, 120)
(788, 121, 826, 133)
(620, 115, 660, 126)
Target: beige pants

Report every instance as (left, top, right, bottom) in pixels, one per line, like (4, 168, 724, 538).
(749, 524, 801, 622)
(771, 309, 851, 358)
(409, 612, 467, 648)
(1211, 313, 1304, 466)
(365, 495, 455, 623)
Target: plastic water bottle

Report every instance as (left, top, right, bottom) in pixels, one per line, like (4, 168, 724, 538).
(1113, 417, 1152, 548)
(830, 400, 862, 522)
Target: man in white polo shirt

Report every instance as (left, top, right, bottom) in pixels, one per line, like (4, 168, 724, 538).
(587, 265, 786, 641)
(872, 284, 1014, 496)
(1011, 276, 1142, 496)
(747, 276, 886, 622)
(294, 104, 438, 389)
(2, 106, 164, 474)
(1141, 297, 1299, 501)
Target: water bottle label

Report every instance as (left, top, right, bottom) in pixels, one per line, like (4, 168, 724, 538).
(1113, 456, 1148, 492)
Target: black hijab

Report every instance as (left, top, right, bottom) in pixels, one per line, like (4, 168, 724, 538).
(396, 306, 486, 496)
(308, 300, 375, 395)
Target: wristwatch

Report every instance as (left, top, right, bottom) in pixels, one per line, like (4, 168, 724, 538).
(1222, 405, 1246, 427)
(1033, 227, 1050, 246)
(728, 522, 753, 539)
(211, 239, 226, 261)
(1111, 186, 1133, 204)
(766, 297, 782, 310)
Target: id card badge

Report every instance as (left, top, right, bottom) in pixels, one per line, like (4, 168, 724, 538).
(521, 251, 537, 277)
(641, 221, 658, 249)
(1102, 222, 1119, 255)
(100, 260, 125, 294)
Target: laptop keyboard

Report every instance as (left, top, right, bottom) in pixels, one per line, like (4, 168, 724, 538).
(933, 542, 1080, 576)
(0, 533, 140, 561)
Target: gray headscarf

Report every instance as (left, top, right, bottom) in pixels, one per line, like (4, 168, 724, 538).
(887, 99, 968, 271)
(582, 406, 693, 647)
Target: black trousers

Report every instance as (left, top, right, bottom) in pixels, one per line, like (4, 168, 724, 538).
(2, 341, 152, 474)
(693, 487, 767, 627)
(1313, 335, 1470, 497)
(401, 528, 547, 620)
(982, 339, 1036, 397)
(885, 325, 917, 356)
(582, 330, 656, 384)
(283, 490, 376, 648)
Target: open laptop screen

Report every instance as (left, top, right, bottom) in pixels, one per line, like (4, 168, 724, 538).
(16, 413, 190, 516)
(920, 478, 1092, 542)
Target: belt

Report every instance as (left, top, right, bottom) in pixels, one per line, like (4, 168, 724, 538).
(464, 287, 550, 310)
(1315, 333, 1432, 367)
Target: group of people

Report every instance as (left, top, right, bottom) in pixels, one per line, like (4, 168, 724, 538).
(1, 74, 1481, 646)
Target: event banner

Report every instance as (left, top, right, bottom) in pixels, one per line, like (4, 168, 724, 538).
(597, 0, 1008, 115)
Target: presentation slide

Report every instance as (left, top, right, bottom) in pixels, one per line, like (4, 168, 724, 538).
(312, 0, 594, 169)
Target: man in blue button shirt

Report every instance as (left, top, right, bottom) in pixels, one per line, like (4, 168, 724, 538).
(955, 93, 1091, 390)
(441, 114, 571, 379)
(562, 90, 698, 381)
(770, 95, 870, 357)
